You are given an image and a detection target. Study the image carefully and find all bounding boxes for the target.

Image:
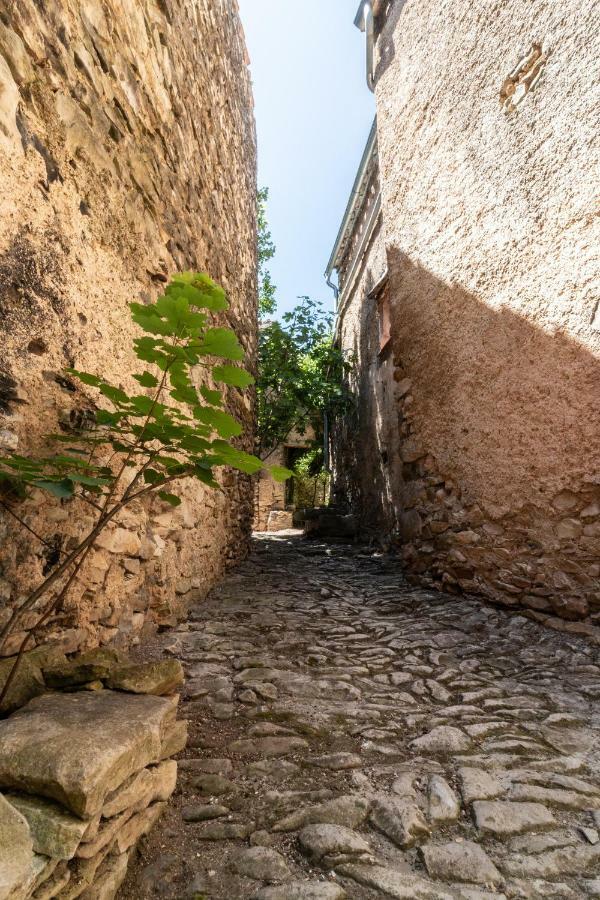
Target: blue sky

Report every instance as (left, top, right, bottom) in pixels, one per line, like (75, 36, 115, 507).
(238, 0, 374, 317)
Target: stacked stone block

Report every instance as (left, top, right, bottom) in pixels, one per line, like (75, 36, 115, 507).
(0, 654, 186, 899)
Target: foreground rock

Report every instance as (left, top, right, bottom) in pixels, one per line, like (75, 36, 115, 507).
(0, 670, 185, 899)
(0, 793, 35, 898)
(0, 691, 177, 817)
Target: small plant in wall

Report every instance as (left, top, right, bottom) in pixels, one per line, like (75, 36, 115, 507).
(0, 272, 290, 707)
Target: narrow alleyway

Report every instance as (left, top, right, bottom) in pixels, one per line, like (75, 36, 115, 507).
(120, 534, 600, 900)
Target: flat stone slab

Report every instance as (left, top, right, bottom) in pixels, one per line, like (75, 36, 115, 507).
(410, 726, 472, 755)
(0, 793, 35, 898)
(299, 824, 372, 864)
(230, 847, 292, 882)
(336, 863, 455, 899)
(305, 753, 363, 770)
(421, 840, 503, 885)
(273, 795, 370, 833)
(106, 659, 184, 695)
(459, 767, 505, 804)
(0, 691, 177, 818)
(473, 800, 556, 837)
(6, 792, 88, 860)
(230, 737, 309, 757)
(251, 882, 347, 900)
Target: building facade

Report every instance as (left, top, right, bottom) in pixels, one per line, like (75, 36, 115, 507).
(327, 0, 600, 632)
(0, 0, 257, 655)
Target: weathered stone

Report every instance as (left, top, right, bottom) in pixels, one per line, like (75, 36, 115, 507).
(77, 809, 133, 859)
(337, 863, 455, 899)
(106, 660, 184, 695)
(247, 759, 300, 781)
(508, 783, 600, 810)
(7, 792, 88, 860)
(42, 649, 125, 689)
(428, 774, 461, 823)
(306, 753, 363, 770)
(115, 802, 166, 854)
(78, 850, 129, 900)
(459, 768, 505, 804)
(0, 691, 177, 817)
(251, 882, 347, 900)
(102, 761, 177, 818)
(230, 847, 292, 883)
(421, 841, 503, 885)
(500, 843, 600, 878)
(178, 758, 232, 775)
(369, 795, 431, 848)
(182, 804, 229, 822)
(230, 737, 309, 757)
(0, 793, 35, 898)
(298, 824, 372, 864)
(159, 720, 188, 759)
(0, 655, 45, 715)
(194, 822, 252, 840)
(272, 795, 370, 832)
(189, 774, 238, 796)
(410, 726, 472, 755)
(473, 801, 556, 837)
(32, 862, 71, 900)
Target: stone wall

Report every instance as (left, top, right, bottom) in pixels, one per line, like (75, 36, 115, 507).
(0, 0, 257, 656)
(334, 0, 600, 634)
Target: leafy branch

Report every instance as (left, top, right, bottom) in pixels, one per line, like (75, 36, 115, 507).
(0, 271, 290, 709)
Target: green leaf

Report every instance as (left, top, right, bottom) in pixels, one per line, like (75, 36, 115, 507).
(193, 407, 242, 439)
(158, 491, 181, 507)
(212, 365, 255, 388)
(69, 473, 110, 487)
(66, 369, 102, 387)
(99, 384, 129, 405)
(133, 371, 160, 388)
(194, 328, 245, 361)
(210, 441, 263, 475)
(269, 465, 294, 483)
(33, 478, 74, 498)
(143, 469, 164, 484)
(199, 386, 223, 407)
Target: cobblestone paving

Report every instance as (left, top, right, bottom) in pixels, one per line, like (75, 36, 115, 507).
(120, 534, 600, 900)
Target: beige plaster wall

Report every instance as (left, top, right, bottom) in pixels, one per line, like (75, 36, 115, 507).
(369, 0, 600, 627)
(0, 0, 257, 655)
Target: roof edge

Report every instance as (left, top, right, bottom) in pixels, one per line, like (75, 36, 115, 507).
(325, 118, 378, 279)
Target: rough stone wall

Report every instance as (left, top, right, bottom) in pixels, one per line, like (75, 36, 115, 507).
(0, 0, 257, 655)
(337, 0, 600, 633)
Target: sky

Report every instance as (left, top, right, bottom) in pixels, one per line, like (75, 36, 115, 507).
(237, 0, 375, 317)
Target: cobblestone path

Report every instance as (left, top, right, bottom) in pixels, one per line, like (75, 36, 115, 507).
(120, 535, 600, 900)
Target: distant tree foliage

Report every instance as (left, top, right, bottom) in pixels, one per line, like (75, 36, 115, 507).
(257, 187, 277, 318)
(256, 295, 352, 461)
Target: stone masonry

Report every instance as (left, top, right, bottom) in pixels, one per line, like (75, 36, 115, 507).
(328, 0, 600, 632)
(0, 1, 257, 655)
